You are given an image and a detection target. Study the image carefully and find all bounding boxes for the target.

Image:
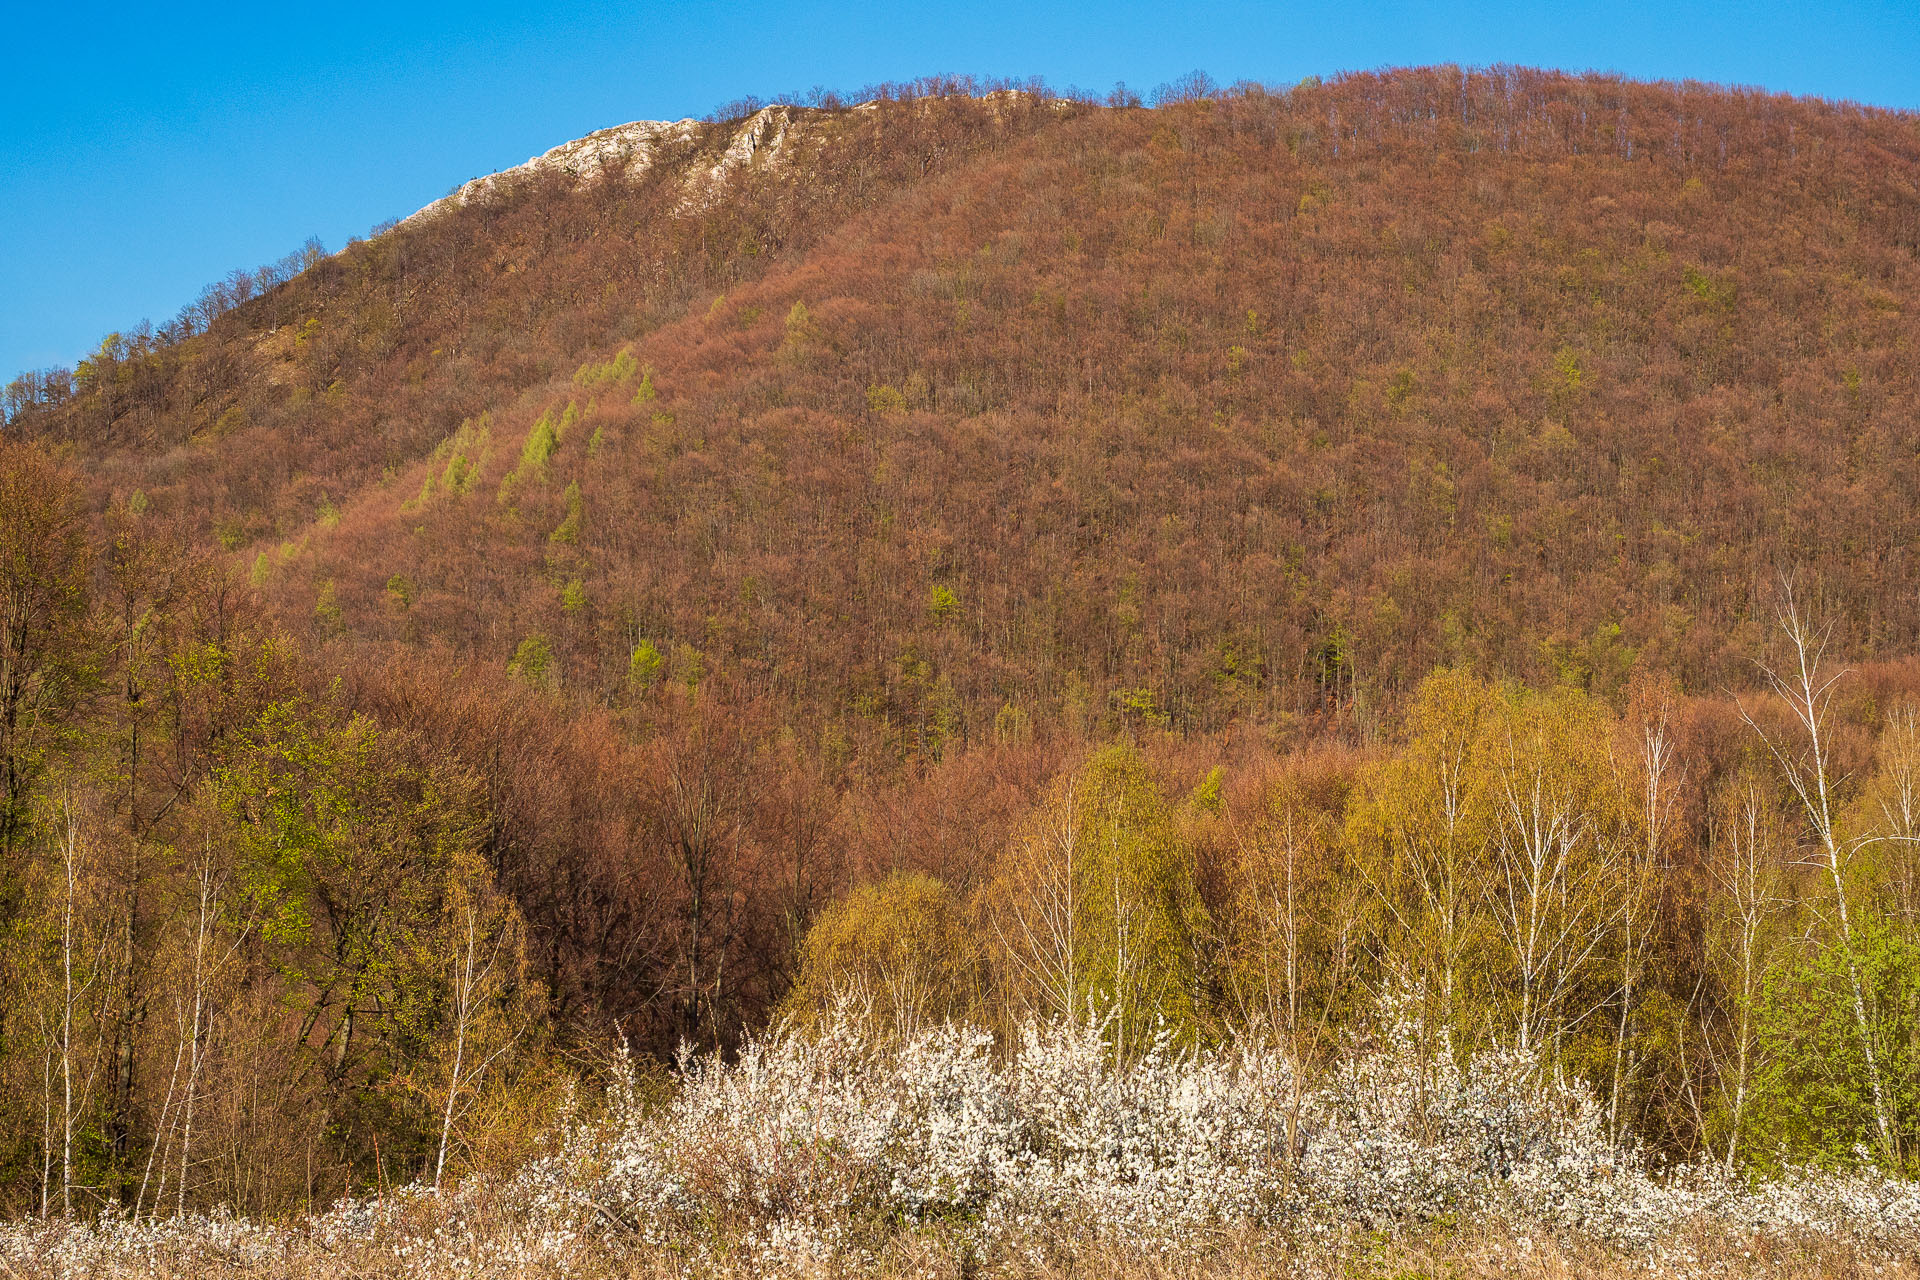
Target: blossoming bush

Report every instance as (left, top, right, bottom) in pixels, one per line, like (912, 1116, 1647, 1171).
(7, 1008, 1920, 1276)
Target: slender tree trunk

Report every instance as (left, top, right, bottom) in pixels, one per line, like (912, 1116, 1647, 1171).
(1727, 918, 1756, 1173)
(178, 860, 213, 1214)
(61, 809, 76, 1218)
(1745, 593, 1896, 1160)
(435, 906, 477, 1189)
(135, 1031, 184, 1216)
(40, 1046, 53, 1217)
(1803, 660, 1894, 1159)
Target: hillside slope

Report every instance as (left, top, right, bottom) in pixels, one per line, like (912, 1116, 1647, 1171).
(15, 69, 1920, 748)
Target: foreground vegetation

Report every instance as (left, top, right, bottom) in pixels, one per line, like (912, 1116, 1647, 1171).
(6, 1008, 1920, 1277)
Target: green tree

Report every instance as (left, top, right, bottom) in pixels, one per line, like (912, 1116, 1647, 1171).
(211, 699, 515, 1181)
(1229, 771, 1362, 1052)
(627, 640, 665, 688)
(496, 410, 560, 503)
(508, 634, 556, 687)
(984, 744, 1208, 1046)
(1748, 917, 1920, 1168)
(1346, 669, 1499, 1047)
(785, 872, 983, 1037)
(1481, 683, 1628, 1063)
(550, 481, 585, 544)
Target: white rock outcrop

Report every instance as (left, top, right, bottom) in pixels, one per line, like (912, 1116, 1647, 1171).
(404, 106, 801, 225)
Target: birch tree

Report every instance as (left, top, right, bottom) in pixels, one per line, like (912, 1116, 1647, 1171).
(1346, 669, 1496, 1047)
(986, 746, 1206, 1048)
(1484, 688, 1623, 1060)
(1609, 682, 1679, 1144)
(430, 890, 532, 1188)
(1701, 766, 1787, 1172)
(1739, 587, 1896, 1160)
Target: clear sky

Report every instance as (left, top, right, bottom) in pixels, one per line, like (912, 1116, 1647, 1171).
(4, 0, 1916, 384)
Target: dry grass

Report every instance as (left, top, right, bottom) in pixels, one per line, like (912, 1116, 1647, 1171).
(4, 1209, 1911, 1280)
(0, 1215, 1909, 1280)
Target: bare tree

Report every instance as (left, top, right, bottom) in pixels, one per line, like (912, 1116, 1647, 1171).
(433, 897, 522, 1189)
(988, 779, 1082, 1024)
(175, 845, 256, 1213)
(1738, 584, 1894, 1159)
(55, 796, 98, 1217)
(650, 714, 757, 1049)
(1486, 703, 1618, 1059)
(1866, 703, 1920, 940)
(1609, 693, 1678, 1145)
(1701, 770, 1786, 1172)
(1230, 787, 1353, 1178)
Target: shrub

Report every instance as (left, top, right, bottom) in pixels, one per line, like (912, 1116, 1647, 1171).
(627, 640, 664, 687)
(786, 873, 985, 1036)
(12, 1007, 1920, 1273)
(508, 634, 556, 687)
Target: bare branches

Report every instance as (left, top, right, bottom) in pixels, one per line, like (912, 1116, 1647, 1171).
(1737, 582, 1894, 1160)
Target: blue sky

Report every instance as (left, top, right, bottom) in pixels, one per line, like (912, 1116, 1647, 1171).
(4, 0, 1916, 383)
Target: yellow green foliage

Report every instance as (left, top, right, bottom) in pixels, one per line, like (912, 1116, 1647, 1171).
(787, 872, 983, 1036)
(671, 642, 705, 691)
(508, 633, 555, 687)
(866, 384, 908, 416)
(314, 579, 342, 631)
(497, 409, 560, 503)
(993, 701, 1032, 745)
(550, 481, 584, 544)
(574, 348, 638, 391)
(1683, 263, 1738, 309)
(1226, 767, 1359, 1046)
(985, 743, 1209, 1045)
(417, 415, 492, 505)
(627, 640, 664, 687)
(1344, 670, 1631, 1058)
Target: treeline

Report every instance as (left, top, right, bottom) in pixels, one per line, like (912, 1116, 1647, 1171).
(2, 239, 328, 426)
(785, 632, 1920, 1174)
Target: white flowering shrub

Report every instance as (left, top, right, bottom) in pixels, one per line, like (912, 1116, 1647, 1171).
(8, 1006, 1920, 1275)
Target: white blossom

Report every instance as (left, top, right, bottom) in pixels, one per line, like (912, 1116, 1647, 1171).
(5, 1006, 1916, 1275)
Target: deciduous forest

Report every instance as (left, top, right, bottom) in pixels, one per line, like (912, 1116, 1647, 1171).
(4, 66, 1920, 1275)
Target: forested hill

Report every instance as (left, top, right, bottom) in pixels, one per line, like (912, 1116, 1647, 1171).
(12, 68, 1919, 741)
(9, 66, 1920, 1215)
